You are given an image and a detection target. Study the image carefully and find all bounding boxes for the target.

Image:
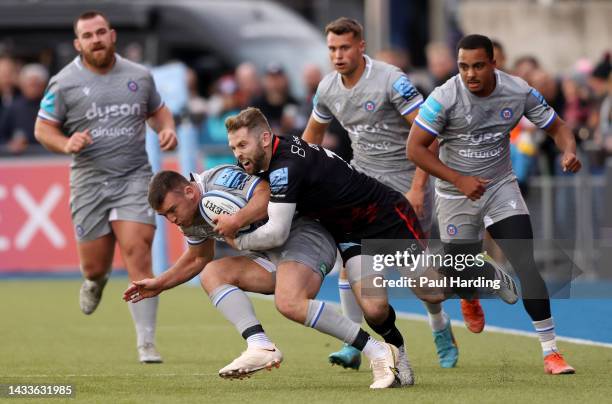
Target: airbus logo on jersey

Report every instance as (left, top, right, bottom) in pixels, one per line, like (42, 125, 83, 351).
(458, 145, 504, 159)
(85, 102, 141, 122)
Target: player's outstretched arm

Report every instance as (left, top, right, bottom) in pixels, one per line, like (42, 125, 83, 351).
(229, 202, 295, 251)
(123, 239, 215, 303)
(147, 105, 177, 151)
(34, 118, 92, 154)
(214, 181, 271, 237)
(408, 124, 489, 200)
(544, 116, 582, 173)
(302, 115, 329, 145)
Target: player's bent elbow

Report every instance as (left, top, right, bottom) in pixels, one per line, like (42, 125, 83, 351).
(268, 228, 290, 249)
(406, 144, 419, 163)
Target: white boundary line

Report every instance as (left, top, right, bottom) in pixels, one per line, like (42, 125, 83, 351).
(250, 293, 612, 349)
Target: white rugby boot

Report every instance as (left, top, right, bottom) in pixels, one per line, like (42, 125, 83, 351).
(369, 343, 400, 389)
(138, 342, 163, 364)
(219, 345, 283, 379)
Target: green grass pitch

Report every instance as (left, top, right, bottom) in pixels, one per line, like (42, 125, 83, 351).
(1, 280, 611, 403)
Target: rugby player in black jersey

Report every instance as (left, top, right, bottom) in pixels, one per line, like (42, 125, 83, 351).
(223, 107, 445, 387)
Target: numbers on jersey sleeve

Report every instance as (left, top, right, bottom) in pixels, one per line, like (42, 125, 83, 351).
(290, 144, 306, 158)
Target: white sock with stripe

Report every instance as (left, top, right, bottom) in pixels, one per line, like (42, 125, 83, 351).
(210, 284, 274, 349)
(339, 278, 363, 325)
(533, 317, 558, 356)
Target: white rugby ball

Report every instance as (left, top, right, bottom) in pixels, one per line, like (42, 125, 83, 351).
(199, 190, 256, 234)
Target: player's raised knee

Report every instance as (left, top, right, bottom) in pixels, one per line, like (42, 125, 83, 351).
(200, 260, 234, 292)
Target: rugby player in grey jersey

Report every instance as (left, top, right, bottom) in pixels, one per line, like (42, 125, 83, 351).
(302, 17, 458, 369)
(408, 34, 579, 375)
(125, 167, 404, 389)
(34, 11, 177, 363)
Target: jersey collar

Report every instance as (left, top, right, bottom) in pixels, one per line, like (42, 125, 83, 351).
(272, 134, 280, 156)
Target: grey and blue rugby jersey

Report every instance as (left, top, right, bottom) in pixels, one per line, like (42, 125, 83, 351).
(38, 54, 163, 187)
(414, 69, 556, 196)
(180, 165, 262, 245)
(312, 55, 423, 174)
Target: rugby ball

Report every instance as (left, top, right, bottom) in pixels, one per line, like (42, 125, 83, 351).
(199, 190, 257, 234)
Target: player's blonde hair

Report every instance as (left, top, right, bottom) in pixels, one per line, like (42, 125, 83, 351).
(225, 107, 272, 137)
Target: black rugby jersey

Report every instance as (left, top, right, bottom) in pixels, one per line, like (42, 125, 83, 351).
(258, 135, 422, 240)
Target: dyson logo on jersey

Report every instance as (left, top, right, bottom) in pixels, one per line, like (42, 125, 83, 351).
(457, 132, 505, 146)
(85, 102, 141, 122)
(346, 122, 390, 135)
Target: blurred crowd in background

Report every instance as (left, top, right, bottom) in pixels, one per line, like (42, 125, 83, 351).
(0, 37, 610, 194)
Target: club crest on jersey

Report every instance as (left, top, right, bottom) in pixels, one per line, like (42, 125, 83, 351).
(364, 101, 376, 112)
(446, 224, 458, 236)
(127, 80, 139, 92)
(500, 108, 513, 120)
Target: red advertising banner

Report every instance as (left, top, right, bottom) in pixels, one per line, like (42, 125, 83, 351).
(0, 157, 185, 273)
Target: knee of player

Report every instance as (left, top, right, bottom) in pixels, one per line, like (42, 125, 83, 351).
(120, 239, 151, 259)
(361, 301, 389, 323)
(80, 262, 110, 280)
(274, 294, 301, 321)
(200, 261, 233, 291)
(419, 290, 445, 304)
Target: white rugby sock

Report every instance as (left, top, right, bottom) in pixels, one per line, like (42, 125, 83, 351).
(128, 295, 158, 347)
(246, 333, 275, 349)
(339, 278, 363, 325)
(362, 337, 388, 360)
(210, 284, 274, 348)
(423, 302, 449, 332)
(533, 317, 558, 356)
